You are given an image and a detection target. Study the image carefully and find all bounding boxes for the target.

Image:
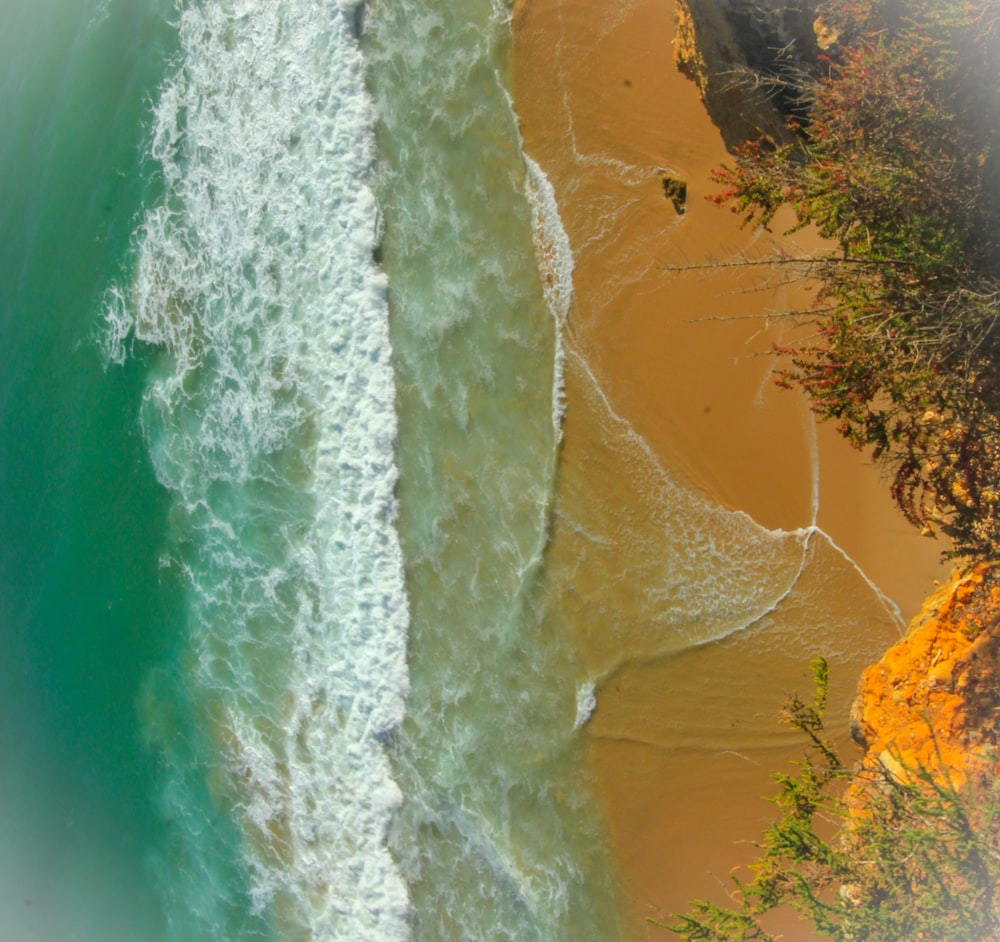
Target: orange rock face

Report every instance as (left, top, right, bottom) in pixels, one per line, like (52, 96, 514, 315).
(850, 565, 1000, 791)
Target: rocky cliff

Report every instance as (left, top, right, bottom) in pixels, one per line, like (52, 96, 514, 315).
(850, 565, 1000, 791)
(673, 0, 820, 149)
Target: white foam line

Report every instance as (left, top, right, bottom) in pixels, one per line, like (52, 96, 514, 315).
(543, 16, 667, 193)
(567, 347, 906, 718)
(793, 375, 902, 625)
(498, 16, 572, 449)
(802, 525, 905, 628)
(497, 55, 578, 619)
(574, 526, 905, 700)
(566, 343, 769, 529)
(571, 335, 904, 625)
(805, 394, 821, 527)
(523, 154, 573, 441)
(588, 527, 817, 691)
(563, 343, 815, 689)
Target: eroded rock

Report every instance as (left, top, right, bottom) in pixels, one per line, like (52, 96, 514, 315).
(850, 565, 1000, 791)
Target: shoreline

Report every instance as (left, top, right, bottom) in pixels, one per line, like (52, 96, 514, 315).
(511, 0, 947, 936)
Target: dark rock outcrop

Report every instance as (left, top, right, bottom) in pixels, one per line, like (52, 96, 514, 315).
(673, 0, 821, 150)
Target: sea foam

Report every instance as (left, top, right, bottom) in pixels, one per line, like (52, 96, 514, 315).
(525, 154, 574, 440)
(105, 1, 410, 939)
(361, 0, 624, 936)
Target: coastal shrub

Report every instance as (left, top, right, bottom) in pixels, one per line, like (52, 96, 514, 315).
(665, 659, 1000, 941)
(708, 0, 1000, 560)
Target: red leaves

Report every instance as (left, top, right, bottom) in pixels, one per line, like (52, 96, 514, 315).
(703, 0, 1000, 558)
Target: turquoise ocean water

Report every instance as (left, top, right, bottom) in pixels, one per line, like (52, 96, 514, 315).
(1, 1, 619, 939)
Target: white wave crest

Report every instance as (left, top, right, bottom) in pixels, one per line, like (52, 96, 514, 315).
(573, 681, 597, 730)
(104, 1, 411, 939)
(524, 154, 574, 440)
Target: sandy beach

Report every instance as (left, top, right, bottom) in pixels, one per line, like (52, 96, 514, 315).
(512, 0, 948, 936)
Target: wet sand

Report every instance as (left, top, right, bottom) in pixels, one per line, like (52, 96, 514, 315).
(512, 0, 947, 937)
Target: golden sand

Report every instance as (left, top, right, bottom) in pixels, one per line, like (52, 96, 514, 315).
(512, 0, 947, 936)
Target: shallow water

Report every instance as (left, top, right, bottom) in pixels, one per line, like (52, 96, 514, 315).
(364, 1, 621, 937)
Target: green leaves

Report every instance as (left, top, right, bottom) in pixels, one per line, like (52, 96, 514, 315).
(667, 659, 1000, 941)
(710, 0, 1000, 561)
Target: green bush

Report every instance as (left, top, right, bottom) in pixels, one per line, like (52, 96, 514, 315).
(710, 0, 1000, 560)
(665, 659, 1000, 941)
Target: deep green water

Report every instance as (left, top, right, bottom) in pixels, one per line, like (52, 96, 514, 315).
(0, 1, 179, 938)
